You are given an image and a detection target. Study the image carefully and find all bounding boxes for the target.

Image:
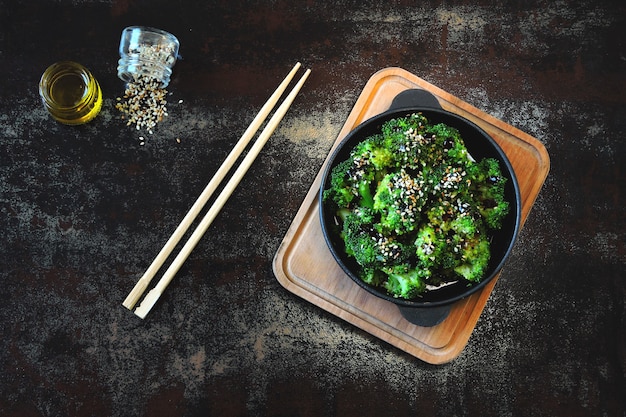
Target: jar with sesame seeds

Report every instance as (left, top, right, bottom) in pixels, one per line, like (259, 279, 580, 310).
(115, 26, 180, 137)
(117, 26, 180, 88)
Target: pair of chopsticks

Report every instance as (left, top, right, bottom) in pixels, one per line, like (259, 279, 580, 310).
(123, 62, 311, 319)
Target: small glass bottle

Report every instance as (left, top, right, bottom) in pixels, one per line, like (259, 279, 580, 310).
(117, 26, 180, 87)
(39, 61, 102, 125)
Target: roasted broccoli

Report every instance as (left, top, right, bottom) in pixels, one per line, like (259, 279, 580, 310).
(414, 224, 445, 269)
(323, 155, 376, 209)
(419, 205, 490, 283)
(379, 114, 473, 170)
(351, 133, 395, 172)
(373, 169, 428, 235)
(467, 157, 510, 229)
(425, 123, 473, 167)
(451, 234, 491, 282)
(323, 112, 510, 300)
(380, 113, 429, 170)
(341, 207, 411, 270)
(382, 264, 428, 299)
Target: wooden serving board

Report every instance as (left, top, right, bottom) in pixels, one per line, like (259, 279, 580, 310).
(272, 68, 550, 364)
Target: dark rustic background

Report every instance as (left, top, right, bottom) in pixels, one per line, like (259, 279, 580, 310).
(0, 1, 624, 416)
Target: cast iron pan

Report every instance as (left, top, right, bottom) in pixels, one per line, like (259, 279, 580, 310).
(319, 89, 521, 326)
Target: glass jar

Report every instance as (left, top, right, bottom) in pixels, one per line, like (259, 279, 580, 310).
(39, 61, 103, 125)
(117, 26, 180, 87)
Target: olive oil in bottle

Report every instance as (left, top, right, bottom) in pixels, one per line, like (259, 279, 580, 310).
(39, 61, 102, 125)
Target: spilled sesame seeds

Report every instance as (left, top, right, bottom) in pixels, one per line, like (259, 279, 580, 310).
(116, 75, 169, 136)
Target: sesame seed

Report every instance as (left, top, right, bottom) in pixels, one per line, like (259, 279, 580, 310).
(115, 70, 170, 139)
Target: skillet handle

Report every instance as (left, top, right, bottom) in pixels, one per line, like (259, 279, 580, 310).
(389, 89, 442, 111)
(398, 304, 451, 327)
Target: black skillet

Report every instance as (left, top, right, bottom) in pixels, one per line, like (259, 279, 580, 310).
(319, 89, 521, 327)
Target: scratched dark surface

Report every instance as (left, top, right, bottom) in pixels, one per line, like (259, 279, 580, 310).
(1, 1, 625, 416)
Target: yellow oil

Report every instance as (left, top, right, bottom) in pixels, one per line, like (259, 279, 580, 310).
(39, 61, 102, 125)
(51, 72, 86, 106)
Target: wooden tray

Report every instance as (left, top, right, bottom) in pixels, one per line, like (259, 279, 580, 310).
(272, 68, 550, 364)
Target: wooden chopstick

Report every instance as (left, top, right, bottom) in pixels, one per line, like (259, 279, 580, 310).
(131, 67, 311, 319)
(122, 63, 303, 311)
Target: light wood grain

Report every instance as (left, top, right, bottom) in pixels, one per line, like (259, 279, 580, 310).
(272, 67, 550, 364)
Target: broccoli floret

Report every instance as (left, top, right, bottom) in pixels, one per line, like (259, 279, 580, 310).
(426, 123, 473, 166)
(380, 113, 430, 169)
(468, 158, 510, 229)
(323, 156, 376, 209)
(341, 208, 411, 270)
(405, 123, 453, 168)
(323, 158, 356, 207)
(351, 206, 376, 224)
(416, 210, 486, 281)
(425, 206, 490, 283)
(452, 234, 491, 282)
(420, 203, 489, 282)
(424, 200, 459, 233)
(361, 267, 386, 286)
(381, 113, 429, 141)
(380, 114, 471, 171)
(351, 133, 394, 172)
(431, 164, 471, 200)
(341, 212, 379, 266)
(424, 201, 448, 230)
(373, 169, 428, 235)
(449, 211, 481, 237)
(323, 133, 398, 210)
(380, 113, 470, 168)
(382, 264, 428, 299)
(414, 224, 445, 269)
